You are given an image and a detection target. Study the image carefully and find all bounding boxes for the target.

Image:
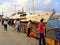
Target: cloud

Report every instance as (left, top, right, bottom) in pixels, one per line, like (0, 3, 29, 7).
(0, 0, 60, 16)
(0, 2, 15, 16)
(17, 0, 28, 7)
(0, 0, 29, 16)
(44, 0, 52, 5)
(54, 2, 60, 13)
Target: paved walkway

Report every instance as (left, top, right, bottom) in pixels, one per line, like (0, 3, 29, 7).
(0, 23, 39, 45)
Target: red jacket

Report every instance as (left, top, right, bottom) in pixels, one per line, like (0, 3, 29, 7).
(38, 22, 45, 34)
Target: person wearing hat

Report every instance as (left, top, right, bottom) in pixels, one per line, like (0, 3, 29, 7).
(38, 18, 46, 45)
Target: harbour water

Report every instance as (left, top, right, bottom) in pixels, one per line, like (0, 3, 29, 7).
(46, 20, 60, 28)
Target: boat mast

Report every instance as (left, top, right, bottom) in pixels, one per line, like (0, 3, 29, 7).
(15, 5, 17, 15)
(32, 0, 34, 13)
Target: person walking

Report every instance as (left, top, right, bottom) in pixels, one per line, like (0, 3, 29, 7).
(4, 19, 8, 31)
(38, 18, 46, 45)
(16, 19, 21, 33)
(1, 19, 4, 26)
(27, 20, 32, 37)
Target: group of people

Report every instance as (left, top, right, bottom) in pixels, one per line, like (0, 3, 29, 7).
(1, 18, 46, 45)
(27, 18, 46, 45)
(1, 19, 21, 32)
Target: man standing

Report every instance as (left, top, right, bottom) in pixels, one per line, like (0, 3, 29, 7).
(4, 19, 8, 31)
(1, 18, 4, 26)
(16, 19, 21, 33)
(38, 18, 46, 45)
(27, 20, 32, 37)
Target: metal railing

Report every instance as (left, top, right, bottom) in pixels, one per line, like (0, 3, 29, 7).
(45, 28, 60, 41)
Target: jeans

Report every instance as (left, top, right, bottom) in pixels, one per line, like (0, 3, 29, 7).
(17, 26, 20, 32)
(27, 28, 31, 36)
(4, 24, 7, 31)
(39, 33, 45, 45)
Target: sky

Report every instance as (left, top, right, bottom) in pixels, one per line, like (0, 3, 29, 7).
(0, 0, 60, 17)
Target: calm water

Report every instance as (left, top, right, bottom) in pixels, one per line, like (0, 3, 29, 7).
(46, 20, 60, 28)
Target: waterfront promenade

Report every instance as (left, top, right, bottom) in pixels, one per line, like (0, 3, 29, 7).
(0, 22, 38, 45)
